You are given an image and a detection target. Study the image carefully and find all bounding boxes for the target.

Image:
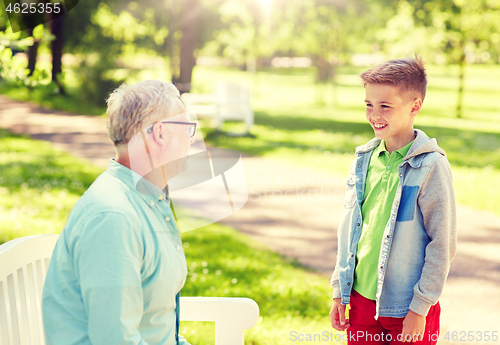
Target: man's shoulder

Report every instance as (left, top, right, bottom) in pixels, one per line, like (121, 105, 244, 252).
(60, 171, 145, 248)
(71, 171, 139, 222)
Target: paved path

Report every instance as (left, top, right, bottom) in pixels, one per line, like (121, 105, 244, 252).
(1, 95, 500, 344)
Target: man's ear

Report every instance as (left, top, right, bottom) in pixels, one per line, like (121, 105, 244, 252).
(152, 123, 167, 146)
(410, 98, 422, 117)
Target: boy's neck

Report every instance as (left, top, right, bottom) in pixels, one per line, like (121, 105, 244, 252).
(384, 129, 416, 154)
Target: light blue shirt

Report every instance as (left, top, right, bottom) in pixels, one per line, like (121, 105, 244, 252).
(42, 159, 190, 345)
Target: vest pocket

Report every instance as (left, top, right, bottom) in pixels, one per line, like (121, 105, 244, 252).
(344, 175, 357, 208)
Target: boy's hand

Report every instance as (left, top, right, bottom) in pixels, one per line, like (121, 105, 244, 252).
(329, 298, 350, 331)
(400, 310, 425, 342)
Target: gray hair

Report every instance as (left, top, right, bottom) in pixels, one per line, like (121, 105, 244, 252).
(106, 80, 182, 146)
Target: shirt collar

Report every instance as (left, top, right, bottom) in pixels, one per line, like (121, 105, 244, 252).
(106, 158, 169, 208)
(376, 140, 414, 158)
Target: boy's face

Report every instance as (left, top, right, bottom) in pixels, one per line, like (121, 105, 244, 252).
(364, 83, 420, 148)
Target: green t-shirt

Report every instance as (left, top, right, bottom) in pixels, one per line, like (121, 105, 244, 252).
(353, 140, 414, 300)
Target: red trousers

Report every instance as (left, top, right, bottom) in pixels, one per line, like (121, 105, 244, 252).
(347, 289, 440, 345)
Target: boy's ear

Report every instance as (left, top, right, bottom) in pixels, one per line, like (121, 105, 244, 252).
(410, 98, 422, 117)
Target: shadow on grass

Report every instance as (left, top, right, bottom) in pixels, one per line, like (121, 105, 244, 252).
(256, 111, 372, 134)
(0, 81, 106, 116)
(0, 129, 100, 195)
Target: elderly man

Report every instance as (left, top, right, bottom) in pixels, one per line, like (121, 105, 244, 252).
(42, 80, 195, 345)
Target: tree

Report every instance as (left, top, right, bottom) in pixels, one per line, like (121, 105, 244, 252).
(398, 0, 500, 117)
(50, 15, 65, 94)
(59, 0, 220, 102)
(0, 10, 45, 86)
(61, 0, 175, 105)
(177, 0, 201, 93)
(27, 27, 39, 76)
(270, 0, 375, 104)
(205, 0, 273, 68)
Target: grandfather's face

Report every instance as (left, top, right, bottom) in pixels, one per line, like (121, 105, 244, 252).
(148, 105, 196, 179)
(160, 112, 195, 174)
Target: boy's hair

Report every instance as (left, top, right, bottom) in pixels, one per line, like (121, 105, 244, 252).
(360, 55, 427, 104)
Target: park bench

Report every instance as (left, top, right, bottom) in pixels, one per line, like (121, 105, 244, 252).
(0, 234, 259, 345)
(180, 82, 254, 134)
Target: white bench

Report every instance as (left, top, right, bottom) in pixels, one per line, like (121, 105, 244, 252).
(181, 82, 254, 134)
(0, 234, 259, 345)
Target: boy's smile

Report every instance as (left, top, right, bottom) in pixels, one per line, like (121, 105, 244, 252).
(364, 83, 421, 153)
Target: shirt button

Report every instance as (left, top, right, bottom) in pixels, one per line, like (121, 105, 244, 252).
(165, 216, 171, 222)
(347, 282, 351, 286)
(386, 165, 391, 170)
(386, 235, 390, 239)
(150, 201, 155, 207)
(357, 223, 360, 226)
(399, 173, 403, 177)
(176, 245, 181, 251)
(158, 195, 164, 201)
(350, 253, 354, 257)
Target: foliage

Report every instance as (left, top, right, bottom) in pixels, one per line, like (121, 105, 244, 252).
(0, 22, 53, 86)
(0, 2, 59, 94)
(0, 33, 33, 81)
(199, 0, 376, 76)
(403, 0, 500, 64)
(374, 0, 500, 117)
(375, 1, 437, 58)
(62, 0, 179, 106)
(200, 0, 273, 68)
(273, 0, 363, 62)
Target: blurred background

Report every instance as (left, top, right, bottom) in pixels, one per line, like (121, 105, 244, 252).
(1, 0, 500, 344)
(1, 0, 500, 114)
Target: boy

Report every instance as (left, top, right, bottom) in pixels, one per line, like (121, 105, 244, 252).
(329, 56, 456, 344)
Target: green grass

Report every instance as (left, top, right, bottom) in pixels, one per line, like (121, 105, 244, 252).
(0, 128, 342, 345)
(178, 220, 337, 345)
(0, 128, 103, 243)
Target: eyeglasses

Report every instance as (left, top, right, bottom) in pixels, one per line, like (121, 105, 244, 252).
(147, 121, 197, 137)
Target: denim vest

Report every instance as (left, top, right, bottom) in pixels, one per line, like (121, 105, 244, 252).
(331, 129, 456, 318)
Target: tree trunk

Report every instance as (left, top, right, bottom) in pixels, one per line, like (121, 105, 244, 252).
(27, 28, 39, 77)
(312, 55, 332, 105)
(177, 0, 200, 94)
(456, 50, 465, 118)
(315, 56, 331, 84)
(51, 14, 65, 95)
(331, 67, 338, 108)
(168, 0, 179, 84)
